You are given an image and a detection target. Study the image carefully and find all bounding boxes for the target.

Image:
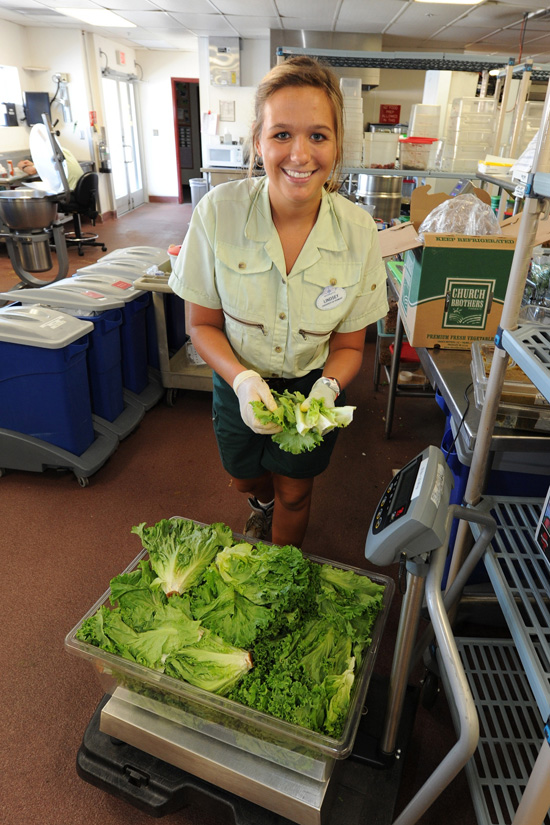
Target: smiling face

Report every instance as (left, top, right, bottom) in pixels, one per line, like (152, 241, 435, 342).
(255, 86, 338, 215)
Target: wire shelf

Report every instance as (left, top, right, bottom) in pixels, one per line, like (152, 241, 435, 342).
(503, 327, 550, 401)
(452, 638, 550, 825)
(471, 497, 550, 721)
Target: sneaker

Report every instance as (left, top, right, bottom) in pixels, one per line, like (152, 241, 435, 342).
(243, 497, 274, 540)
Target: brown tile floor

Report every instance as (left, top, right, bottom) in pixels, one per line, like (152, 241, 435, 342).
(0, 201, 491, 825)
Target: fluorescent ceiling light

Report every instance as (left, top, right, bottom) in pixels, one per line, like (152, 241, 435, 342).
(414, 0, 484, 4)
(55, 8, 136, 27)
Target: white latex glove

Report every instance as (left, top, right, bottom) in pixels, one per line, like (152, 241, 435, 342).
(300, 377, 339, 412)
(233, 370, 283, 435)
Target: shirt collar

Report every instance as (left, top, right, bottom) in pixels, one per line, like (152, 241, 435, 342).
(245, 177, 348, 254)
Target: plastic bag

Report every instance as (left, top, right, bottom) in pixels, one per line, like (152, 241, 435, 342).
(417, 193, 502, 242)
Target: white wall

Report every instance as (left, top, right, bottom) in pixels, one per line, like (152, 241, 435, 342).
(363, 68, 426, 128)
(135, 49, 200, 199)
(197, 38, 270, 163)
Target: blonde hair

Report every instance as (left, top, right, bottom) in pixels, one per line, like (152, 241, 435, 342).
(248, 56, 344, 193)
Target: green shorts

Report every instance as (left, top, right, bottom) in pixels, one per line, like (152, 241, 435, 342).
(211, 371, 347, 480)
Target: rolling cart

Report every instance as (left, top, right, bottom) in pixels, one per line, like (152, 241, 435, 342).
(133, 271, 212, 404)
(67, 446, 497, 823)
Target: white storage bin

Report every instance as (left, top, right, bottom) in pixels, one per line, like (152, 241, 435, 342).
(339, 77, 361, 97)
(450, 97, 497, 117)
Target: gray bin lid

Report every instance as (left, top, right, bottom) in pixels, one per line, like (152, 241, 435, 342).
(0, 305, 93, 347)
(55, 275, 145, 303)
(75, 260, 153, 281)
(0, 285, 124, 313)
(98, 246, 169, 266)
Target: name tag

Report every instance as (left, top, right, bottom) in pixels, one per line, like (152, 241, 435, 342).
(316, 286, 346, 310)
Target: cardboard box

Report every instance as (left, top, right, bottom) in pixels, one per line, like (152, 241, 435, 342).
(378, 186, 550, 350)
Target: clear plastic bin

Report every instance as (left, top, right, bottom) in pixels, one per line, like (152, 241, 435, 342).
(447, 114, 496, 131)
(65, 530, 394, 764)
(363, 133, 398, 168)
(450, 97, 497, 117)
(471, 341, 550, 429)
(398, 136, 438, 170)
(339, 77, 361, 97)
(409, 104, 440, 138)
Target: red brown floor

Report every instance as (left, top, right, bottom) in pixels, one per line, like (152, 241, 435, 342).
(0, 202, 493, 825)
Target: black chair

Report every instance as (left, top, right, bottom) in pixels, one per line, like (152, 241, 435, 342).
(63, 172, 107, 256)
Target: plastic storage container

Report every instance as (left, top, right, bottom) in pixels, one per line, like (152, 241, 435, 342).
(470, 340, 550, 431)
(58, 275, 151, 397)
(98, 247, 170, 267)
(0, 305, 95, 455)
(0, 285, 127, 425)
(65, 529, 394, 765)
(363, 133, 398, 168)
(408, 104, 440, 138)
(339, 77, 362, 97)
(398, 136, 438, 170)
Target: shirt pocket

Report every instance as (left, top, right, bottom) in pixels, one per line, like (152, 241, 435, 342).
(215, 241, 273, 355)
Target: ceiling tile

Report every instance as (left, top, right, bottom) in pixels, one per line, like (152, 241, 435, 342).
(147, 0, 212, 11)
(207, 0, 276, 15)
(107, 9, 174, 27)
(169, 12, 236, 34)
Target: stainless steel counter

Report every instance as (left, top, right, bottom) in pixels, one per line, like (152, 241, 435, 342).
(416, 346, 550, 454)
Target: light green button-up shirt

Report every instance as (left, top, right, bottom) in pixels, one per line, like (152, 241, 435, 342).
(168, 176, 388, 378)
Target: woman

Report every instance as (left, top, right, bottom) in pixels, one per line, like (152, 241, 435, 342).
(168, 56, 388, 548)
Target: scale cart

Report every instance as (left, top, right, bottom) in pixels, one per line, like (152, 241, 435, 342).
(133, 271, 212, 405)
(67, 446, 499, 823)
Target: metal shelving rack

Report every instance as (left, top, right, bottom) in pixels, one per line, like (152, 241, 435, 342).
(277, 45, 550, 824)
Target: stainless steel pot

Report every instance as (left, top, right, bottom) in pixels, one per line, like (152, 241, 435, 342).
(0, 189, 58, 230)
(356, 174, 402, 222)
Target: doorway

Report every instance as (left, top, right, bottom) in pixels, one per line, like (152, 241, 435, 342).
(172, 78, 202, 205)
(102, 76, 144, 216)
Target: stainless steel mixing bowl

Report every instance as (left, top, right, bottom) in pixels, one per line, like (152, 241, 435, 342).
(0, 189, 58, 230)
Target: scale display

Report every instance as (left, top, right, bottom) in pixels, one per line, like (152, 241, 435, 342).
(366, 445, 454, 566)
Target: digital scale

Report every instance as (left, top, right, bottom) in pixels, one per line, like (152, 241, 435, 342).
(73, 447, 497, 825)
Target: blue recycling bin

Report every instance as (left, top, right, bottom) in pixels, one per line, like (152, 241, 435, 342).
(0, 305, 95, 456)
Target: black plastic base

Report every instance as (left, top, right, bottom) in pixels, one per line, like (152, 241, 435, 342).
(77, 674, 419, 824)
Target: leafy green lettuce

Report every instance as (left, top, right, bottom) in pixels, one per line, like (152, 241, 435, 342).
(131, 518, 233, 596)
(250, 389, 356, 454)
(76, 519, 386, 735)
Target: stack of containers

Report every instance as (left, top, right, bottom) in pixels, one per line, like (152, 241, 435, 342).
(340, 77, 364, 167)
(441, 97, 497, 173)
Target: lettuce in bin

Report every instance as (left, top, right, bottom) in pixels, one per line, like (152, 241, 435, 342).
(75, 518, 386, 736)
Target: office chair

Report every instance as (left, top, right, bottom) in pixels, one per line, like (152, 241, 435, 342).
(63, 172, 107, 256)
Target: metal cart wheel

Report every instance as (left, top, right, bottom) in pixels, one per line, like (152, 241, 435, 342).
(420, 670, 440, 709)
(76, 475, 90, 488)
(165, 388, 178, 407)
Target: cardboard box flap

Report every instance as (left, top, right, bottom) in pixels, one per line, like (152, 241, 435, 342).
(410, 184, 491, 230)
(500, 212, 550, 245)
(378, 221, 422, 259)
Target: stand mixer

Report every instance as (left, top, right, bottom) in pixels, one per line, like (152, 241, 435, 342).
(0, 115, 71, 287)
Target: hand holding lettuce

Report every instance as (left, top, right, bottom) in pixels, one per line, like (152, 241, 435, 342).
(250, 388, 356, 454)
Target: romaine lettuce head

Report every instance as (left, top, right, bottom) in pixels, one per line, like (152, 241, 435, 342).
(131, 519, 233, 597)
(214, 541, 313, 611)
(164, 630, 253, 694)
(190, 565, 271, 647)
